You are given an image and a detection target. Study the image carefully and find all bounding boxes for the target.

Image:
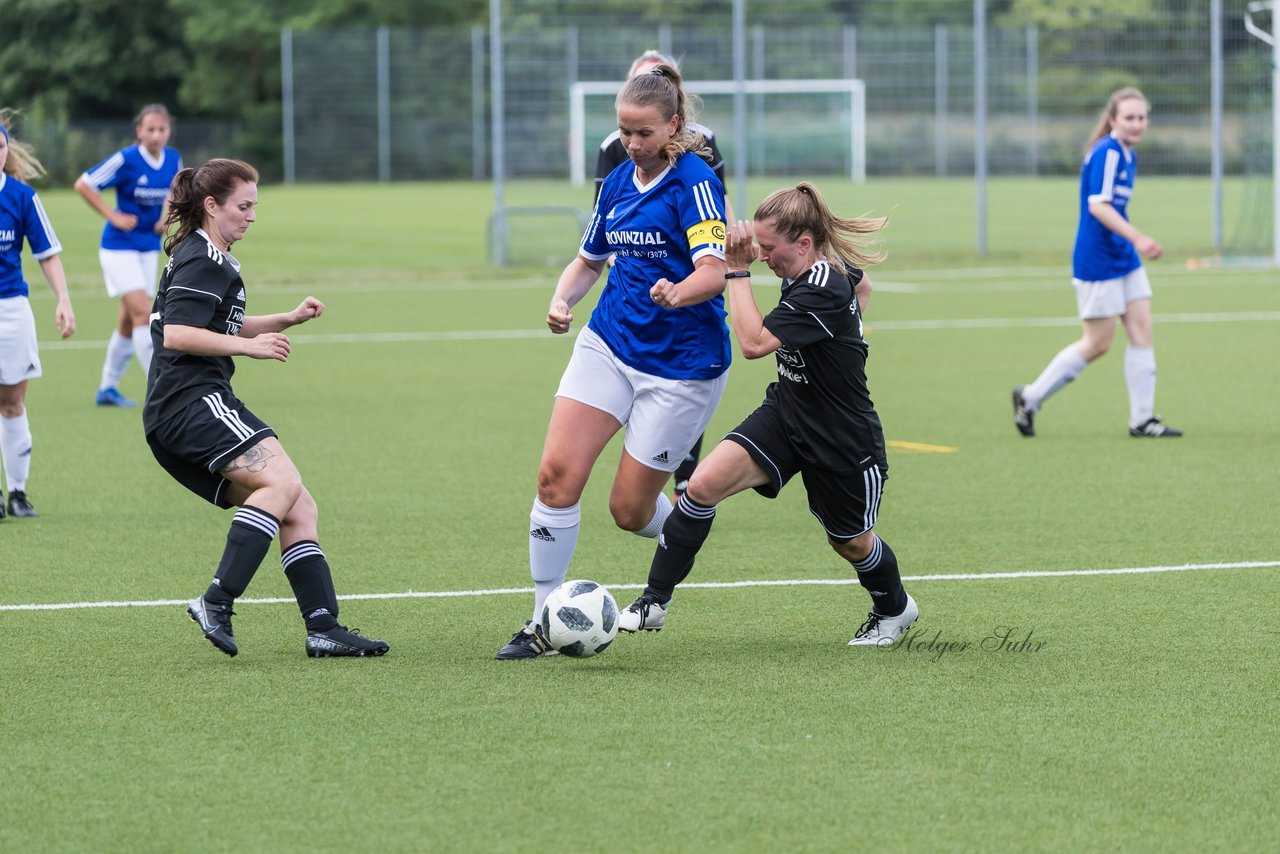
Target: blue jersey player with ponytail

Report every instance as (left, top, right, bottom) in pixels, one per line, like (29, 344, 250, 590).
(1012, 88, 1181, 439)
(497, 63, 731, 659)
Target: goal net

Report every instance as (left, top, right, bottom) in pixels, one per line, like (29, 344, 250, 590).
(569, 79, 866, 187)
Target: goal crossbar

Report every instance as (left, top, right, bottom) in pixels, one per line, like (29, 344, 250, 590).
(569, 79, 866, 187)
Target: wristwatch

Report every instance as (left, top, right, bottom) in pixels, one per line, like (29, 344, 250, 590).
(724, 270, 751, 279)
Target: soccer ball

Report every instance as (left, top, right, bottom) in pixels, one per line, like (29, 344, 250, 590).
(541, 580, 618, 658)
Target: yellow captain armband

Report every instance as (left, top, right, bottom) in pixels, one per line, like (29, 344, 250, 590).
(685, 219, 726, 250)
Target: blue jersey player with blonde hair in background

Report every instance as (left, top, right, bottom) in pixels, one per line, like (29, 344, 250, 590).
(497, 62, 731, 659)
(75, 104, 182, 408)
(0, 109, 76, 519)
(1012, 87, 1181, 438)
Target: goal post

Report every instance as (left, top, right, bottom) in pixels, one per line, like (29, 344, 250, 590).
(1244, 0, 1279, 265)
(569, 79, 866, 187)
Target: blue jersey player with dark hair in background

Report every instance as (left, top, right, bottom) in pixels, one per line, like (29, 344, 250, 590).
(1013, 87, 1181, 439)
(497, 62, 731, 659)
(0, 109, 76, 519)
(76, 104, 182, 408)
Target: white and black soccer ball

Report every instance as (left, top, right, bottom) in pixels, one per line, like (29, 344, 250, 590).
(541, 580, 618, 658)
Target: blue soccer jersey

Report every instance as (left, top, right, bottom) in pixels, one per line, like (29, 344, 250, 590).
(580, 150, 731, 381)
(0, 174, 62, 299)
(1072, 134, 1141, 282)
(81, 145, 182, 252)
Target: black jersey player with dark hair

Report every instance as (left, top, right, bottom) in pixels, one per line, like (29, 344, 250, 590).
(144, 158, 387, 658)
(618, 181, 919, 646)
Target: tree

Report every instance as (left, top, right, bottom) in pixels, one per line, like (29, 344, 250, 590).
(0, 0, 187, 119)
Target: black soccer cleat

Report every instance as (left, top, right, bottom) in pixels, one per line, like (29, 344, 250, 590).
(494, 621, 557, 660)
(188, 595, 238, 657)
(1011, 386, 1035, 437)
(1129, 416, 1183, 438)
(306, 625, 389, 657)
(6, 490, 36, 517)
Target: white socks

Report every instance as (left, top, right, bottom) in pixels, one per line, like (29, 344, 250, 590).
(1125, 345, 1156, 427)
(527, 493, 670, 625)
(1023, 344, 1088, 410)
(131, 324, 153, 375)
(98, 327, 152, 390)
(100, 331, 135, 390)
(634, 492, 672, 539)
(529, 498, 581, 625)
(1, 412, 32, 492)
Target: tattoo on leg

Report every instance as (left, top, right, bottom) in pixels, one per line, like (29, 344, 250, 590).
(223, 445, 274, 474)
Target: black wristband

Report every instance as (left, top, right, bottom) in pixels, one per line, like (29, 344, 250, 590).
(724, 270, 751, 279)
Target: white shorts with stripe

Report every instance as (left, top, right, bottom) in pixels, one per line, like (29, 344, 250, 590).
(0, 296, 42, 385)
(99, 249, 160, 298)
(555, 325, 728, 473)
(1073, 267, 1152, 320)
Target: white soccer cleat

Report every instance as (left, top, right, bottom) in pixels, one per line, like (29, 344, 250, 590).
(848, 594, 919, 647)
(618, 593, 669, 633)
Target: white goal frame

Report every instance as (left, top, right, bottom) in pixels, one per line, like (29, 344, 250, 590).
(568, 79, 866, 187)
(1244, 1, 1279, 265)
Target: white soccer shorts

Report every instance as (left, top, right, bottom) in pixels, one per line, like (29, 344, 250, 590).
(556, 326, 728, 473)
(0, 296, 42, 384)
(99, 248, 160, 298)
(1073, 267, 1152, 320)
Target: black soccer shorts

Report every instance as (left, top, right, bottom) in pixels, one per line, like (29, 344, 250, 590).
(725, 399, 886, 542)
(146, 391, 276, 508)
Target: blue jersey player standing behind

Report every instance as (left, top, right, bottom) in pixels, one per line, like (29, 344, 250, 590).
(497, 63, 731, 659)
(1012, 87, 1181, 439)
(0, 109, 76, 519)
(75, 104, 182, 408)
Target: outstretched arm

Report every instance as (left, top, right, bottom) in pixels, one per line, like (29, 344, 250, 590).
(164, 324, 293, 362)
(238, 296, 325, 337)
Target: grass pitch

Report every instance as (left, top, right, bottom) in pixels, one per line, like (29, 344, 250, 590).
(3, 178, 1278, 852)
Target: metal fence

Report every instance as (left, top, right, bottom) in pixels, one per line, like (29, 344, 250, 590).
(282, 3, 1272, 180)
(19, 119, 244, 188)
(22, 2, 1272, 260)
(277, 0, 1274, 260)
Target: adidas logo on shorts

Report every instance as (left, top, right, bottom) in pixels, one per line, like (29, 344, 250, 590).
(651, 451, 669, 463)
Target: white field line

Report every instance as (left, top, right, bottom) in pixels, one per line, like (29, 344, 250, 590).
(3, 560, 1277, 613)
(38, 309, 1280, 352)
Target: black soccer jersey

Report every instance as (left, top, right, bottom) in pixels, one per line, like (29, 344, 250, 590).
(760, 260, 886, 472)
(593, 122, 726, 205)
(143, 229, 247, 434)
